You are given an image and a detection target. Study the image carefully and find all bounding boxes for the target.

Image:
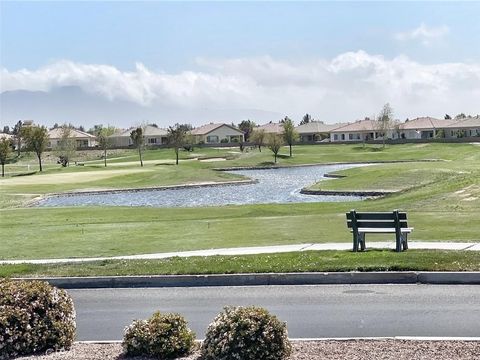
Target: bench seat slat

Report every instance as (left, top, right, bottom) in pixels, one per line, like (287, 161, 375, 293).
(347, 221, 409, 228)
(355, 227, 414, 233)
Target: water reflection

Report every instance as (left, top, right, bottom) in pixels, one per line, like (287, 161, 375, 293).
(37, 164, 368, 208)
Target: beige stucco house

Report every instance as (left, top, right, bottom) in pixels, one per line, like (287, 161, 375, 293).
(444, 116, 480, 138)
(190, 123, 244, 144)
(255, 122, 284, 134)
(296, 121, 345, 142)
(48, 128, 98, 148)
(109, 125, 168, 147)
(330, 119, 393, 142)
(398, 117, 456, 139)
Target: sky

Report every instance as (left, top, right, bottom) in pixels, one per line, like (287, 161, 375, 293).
(1, 1, 480, 128)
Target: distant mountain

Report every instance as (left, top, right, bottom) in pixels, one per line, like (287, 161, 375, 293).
(0, 86, 282, 128)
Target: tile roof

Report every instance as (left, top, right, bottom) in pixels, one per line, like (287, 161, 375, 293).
(399, 117, 456, 130)
(48, 128, 96, 139)
(330, 119, 378, 133)
(115, 125, 168, 137)
(445, 116, 480, 128)
(190, 123, 243, 135)
(256, 122, 284, 133)
(296, 121, 346, 134)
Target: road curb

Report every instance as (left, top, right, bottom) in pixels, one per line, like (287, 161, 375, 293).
(15, 271, 480, 289)
(76, 336, 480, 344)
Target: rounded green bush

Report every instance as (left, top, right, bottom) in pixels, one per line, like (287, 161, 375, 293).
(0, 280, 76, 359)
(123, 311, 195, 359)
(201, 306, 292, 360)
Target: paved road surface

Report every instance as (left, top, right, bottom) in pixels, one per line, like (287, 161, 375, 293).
(70, 284, 480, 341)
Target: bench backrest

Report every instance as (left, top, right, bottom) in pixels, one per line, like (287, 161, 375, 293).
(346, 210, 408, 230)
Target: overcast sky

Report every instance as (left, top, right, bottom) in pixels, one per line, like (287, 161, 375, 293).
(1, 1, 479, 128)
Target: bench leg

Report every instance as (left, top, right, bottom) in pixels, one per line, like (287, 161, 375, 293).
(353, 232, 359, 252)
(359, 233, 366, 251)
(402, 233, 408, 250)
(395, 233, 402, 252)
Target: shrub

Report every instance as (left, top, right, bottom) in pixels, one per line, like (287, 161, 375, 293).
(123, 311, 195, 359)
(201, 306, 292, 360)
(0, 280, 76, 359)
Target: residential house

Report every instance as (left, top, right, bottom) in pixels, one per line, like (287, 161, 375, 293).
(296, 121, 345, 142)
(254, 122, 284, 134)
(398, 117, 456, 139)
(190, 123, 244, 144)
(109, 125, 168, 147)
(444, 116, 480, 138)
(330, 119, 390, 142)
(48, 128, 97, 148)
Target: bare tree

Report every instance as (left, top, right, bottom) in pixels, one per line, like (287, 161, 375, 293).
(56, 124, 76, 167)
(130, 127, 145, 167)
(251, 129, 266, 152)
(96, 126, 116, 167)
(266, 133, 284, 163)
(376, 103, 394, 148)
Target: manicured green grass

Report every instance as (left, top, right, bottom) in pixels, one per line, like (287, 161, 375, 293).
(1, 143, 480, 262)
(2, 250, 479, 278)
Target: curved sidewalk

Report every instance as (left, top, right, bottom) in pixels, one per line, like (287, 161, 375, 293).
(1, 241, 479, 265)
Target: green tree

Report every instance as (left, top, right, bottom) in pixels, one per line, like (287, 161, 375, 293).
(96, 126, 116, 167)
(23, 126, 49, 171)
(251, 129, 266, 152)
(376, 103, 394, 148)
(444, 114, 452, 120)
(167, 124, 187, 165)
(130, 127, 145, 167)
(0, 138, 12, 177)
(55, 124, 76, 167)
(12, 120, 23, 156)
(238, 120, 256, 142)
(300, 113, 312, 125)
(2, 126, 10, 134)
(282, 117, 299, 157)
(266, 133, 284, 163)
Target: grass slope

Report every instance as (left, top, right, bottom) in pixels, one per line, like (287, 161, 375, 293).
(2, 250, 480, 278)
(1, 143, 479, 262)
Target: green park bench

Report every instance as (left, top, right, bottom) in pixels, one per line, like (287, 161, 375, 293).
(346, 209, 413, 252)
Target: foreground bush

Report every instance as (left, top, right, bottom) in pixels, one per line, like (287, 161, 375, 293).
(123, 311, 195, 359)
(201, 306, 292, 360)
(0, 280, 76, 359)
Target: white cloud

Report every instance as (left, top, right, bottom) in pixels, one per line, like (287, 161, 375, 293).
(1, 51, 480, 123)
(395, 23, 450, 46)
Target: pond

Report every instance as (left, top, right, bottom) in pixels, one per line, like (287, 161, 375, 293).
(36, 164, 369, 208)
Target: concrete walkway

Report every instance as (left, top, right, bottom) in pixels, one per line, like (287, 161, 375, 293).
(1, 241, 479, 265)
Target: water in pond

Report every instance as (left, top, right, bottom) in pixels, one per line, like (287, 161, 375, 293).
(36, 164, 369, 208)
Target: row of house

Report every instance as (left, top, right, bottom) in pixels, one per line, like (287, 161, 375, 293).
(2, 116, 479, 149)
(328, 116, 480, 142)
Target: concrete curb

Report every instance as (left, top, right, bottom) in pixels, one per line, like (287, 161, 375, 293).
(76, 336, 480, 344)
(15, 271, 480, 289)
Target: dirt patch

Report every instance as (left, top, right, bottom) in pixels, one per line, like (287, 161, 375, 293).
(16, 340, 480, 360)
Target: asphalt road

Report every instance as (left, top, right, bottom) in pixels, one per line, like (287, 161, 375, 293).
(70, 284, 480, 341)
